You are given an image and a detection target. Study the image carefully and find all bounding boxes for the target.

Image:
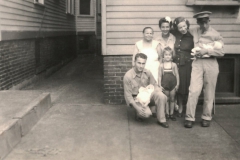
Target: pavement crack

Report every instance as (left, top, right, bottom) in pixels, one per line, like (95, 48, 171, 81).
(127, 109, 133, 160)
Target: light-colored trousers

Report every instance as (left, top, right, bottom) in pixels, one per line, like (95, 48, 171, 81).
(185, 58, 219, 121)
(134, 87, 167, 123)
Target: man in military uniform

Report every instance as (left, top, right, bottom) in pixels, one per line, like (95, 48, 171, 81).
(184, 11, 225, 128)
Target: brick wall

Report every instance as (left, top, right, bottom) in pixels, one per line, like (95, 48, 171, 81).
(0, 36, 76, 90)
(103, 55, 132, 104)
(0, 40, 35, 89)
(36, 36, 76, 73)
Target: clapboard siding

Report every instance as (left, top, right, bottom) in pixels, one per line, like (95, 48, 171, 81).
(75, 0, 96, 32)
(107, 31, 240, 38)
(0, 0, 75, 39)
(103, 0, 240, 55)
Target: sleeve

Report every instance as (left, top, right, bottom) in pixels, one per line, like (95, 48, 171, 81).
(123, 75, 135, 106)
(207, 34, 225, 57)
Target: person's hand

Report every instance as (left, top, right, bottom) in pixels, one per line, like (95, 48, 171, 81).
(160, 86, 165, 93)
(175, 85, 179, 91)
(136, 104, 147, 118)
(196, 48, 208, 58)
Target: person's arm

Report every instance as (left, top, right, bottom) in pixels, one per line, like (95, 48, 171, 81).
(173, 63, 180, 91)
(207, 35, 224, 57)
(132, 44, 139, 66)
(123, 75, 147, 117)
(157, 43, 162, 63)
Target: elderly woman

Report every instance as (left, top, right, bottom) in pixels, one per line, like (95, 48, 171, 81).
(172, 17, 194, 117)
(132, 27, 161, 84)
(155, 16, 176, 54)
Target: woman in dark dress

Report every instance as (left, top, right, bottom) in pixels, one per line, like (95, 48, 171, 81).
(172, 17, 194, 117)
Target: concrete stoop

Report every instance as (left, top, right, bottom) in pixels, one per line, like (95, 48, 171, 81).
(0, 91, 51, 160)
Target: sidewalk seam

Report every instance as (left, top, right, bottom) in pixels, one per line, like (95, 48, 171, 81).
(127, 109, 133, 160)
(213, 119, 240, 147)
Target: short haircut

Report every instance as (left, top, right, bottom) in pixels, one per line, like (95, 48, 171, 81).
(142, 27, 154, 33)
(173, 17, 190, 31)
(135, 53, 147, 61)
(162, 47, 173, 57)
(159, 18, 172, 28)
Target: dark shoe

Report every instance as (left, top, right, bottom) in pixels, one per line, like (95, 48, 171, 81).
(184, 120, 193, 128)
(177, 112, 183, 118)
(158, 122, 169, 128)
(165, 114, 169, 121)
(201, 119, 210, 127)
(169, 115, 177, 121)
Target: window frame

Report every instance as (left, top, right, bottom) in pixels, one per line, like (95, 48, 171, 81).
(66, 0, 75, 15)
(34, 0, 44, 6)
(79, 0, 94, 17)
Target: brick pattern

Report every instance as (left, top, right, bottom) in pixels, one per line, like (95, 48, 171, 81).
(103, 56, 132, 104)
(37, 36, 76, 73)
(0, 36, 76, 90)
(0, 40, 35, 89)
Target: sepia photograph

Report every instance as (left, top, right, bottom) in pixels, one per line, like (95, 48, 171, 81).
(0, 0, 240, 159)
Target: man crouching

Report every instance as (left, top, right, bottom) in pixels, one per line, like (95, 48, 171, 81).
(123, 53, 169, 128)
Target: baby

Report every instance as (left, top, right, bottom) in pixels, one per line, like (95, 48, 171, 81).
(135, 84, 154, 117)
(191, 41, 222, 60)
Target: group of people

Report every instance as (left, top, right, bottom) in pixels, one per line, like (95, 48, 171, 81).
(123, 11, 225, 128)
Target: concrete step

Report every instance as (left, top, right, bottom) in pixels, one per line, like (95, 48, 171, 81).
(0, 91, 51, 160)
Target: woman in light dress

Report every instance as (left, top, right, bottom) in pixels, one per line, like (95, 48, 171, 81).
(132, 27, 161, 84)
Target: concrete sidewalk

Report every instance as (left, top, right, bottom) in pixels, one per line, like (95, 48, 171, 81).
(4, 55, 240, 160)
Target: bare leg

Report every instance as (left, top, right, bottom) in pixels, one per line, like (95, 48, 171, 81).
(169, 89, 176, 115)
(164, 90, 170, 116)
(177, 94, 183, 114)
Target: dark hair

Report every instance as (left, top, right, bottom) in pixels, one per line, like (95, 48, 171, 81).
(135, 53, 147, 61)
(162, 47, 173, 57)
(142, 27, 154, 33)
(159, 18, 172, 28)
(173, 17, 190, 31)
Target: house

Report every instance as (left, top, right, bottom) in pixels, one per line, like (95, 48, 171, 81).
(102, 0, 240, 104)
(0, 0, 98, 90)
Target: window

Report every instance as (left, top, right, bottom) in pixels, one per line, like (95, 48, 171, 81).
(34, 0, 44, 5)
(80, 0, 91, 15)
(66, 0, 75, 15)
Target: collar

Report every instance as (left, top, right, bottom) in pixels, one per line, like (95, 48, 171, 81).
(132, 68, 148, 79)
(159, 33, 174, 42)
(198, 26, 212, 34)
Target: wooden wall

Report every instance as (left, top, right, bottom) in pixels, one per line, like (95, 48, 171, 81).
(75, 0, 96, 32)
(102, 0, 240, 55)
(0, 0, 76, 40)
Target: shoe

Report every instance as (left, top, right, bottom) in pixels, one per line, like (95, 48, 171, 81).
(169, 115, 177, 121)
(165, 114, 169, 120)
(201, 119, 210, 127)
(157, 122, 169, 128)
(184, 120, 193, 128)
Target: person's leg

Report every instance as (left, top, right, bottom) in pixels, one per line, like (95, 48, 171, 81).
(169, 89, 177, 121)
(164, 90, 170, 119)
(202, 59, 219, 123)
(151, 87, 167, 123)
(185, 60, 204, 122)
(177, 93, 183, 115)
